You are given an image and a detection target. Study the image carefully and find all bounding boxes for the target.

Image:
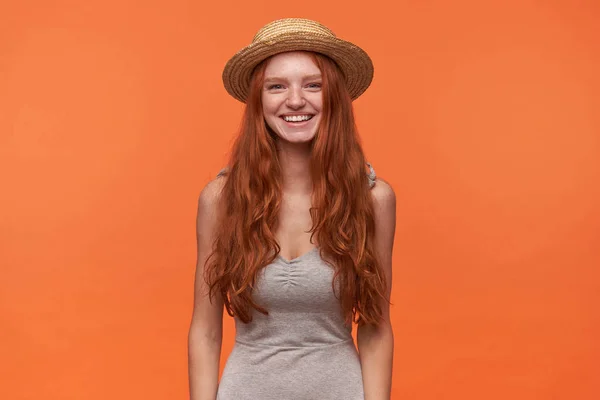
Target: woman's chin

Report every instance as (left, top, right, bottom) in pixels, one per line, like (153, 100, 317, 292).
(279, 132, 316, 144)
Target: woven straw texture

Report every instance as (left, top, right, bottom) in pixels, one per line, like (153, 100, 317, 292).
(222, 18, 374, 103)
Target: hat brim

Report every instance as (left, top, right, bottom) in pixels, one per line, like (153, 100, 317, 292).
(222, 33, 374, 103)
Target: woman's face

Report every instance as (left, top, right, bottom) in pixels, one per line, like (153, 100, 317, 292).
(261, 51, 323, 144)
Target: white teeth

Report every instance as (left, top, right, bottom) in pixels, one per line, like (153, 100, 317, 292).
(283, 115, 312, 122)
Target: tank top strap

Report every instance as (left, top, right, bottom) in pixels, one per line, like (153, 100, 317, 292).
(366, 162, 377, 188)
(217, 167, 229, 177)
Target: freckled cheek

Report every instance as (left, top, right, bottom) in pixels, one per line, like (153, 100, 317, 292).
(261, 103, 281, 132)
(307, 93, 323, 112)
(262, 97, 284, 118)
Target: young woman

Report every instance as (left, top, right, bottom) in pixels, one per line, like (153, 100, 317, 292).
(188, 18, 396, 400)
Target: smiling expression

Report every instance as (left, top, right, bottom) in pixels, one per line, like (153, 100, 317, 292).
(261, 52, 323, 144)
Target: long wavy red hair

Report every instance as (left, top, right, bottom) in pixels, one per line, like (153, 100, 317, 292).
(204, 52, 389, 327)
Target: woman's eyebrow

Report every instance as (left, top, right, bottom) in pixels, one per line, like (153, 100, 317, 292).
(303, 74, 322, 80)
(264, 74, 322, 83)
(264, 77, 284, 83)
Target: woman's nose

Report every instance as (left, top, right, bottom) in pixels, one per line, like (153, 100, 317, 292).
(286, 87, 306, 108)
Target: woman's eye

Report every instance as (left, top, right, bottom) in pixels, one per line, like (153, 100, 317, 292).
(268, 84, 284, 90)
(307, 82, 322, 89)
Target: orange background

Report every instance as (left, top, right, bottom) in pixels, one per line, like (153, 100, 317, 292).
(1, 0, 599, 399)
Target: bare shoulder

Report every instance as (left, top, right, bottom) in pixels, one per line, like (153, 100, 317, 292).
(197, 174, 227, 212)
(370, 177, 396, 215)
(370, 177, 396, 268)
(196, 174, 227, 238)
(195, 175, 227, 266)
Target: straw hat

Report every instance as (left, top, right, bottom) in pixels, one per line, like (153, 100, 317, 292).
(222, 18, 374, 103)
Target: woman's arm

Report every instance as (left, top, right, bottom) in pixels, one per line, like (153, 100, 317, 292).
(357, 178, 396, 400)
(188, 177, 226, 400)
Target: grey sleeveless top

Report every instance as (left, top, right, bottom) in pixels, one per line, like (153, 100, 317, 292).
(215, 163, 376, 400)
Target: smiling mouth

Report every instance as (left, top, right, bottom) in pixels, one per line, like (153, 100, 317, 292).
(281, 114, 314, 122)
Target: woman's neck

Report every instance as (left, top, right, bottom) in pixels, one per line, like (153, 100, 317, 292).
(276, 140, 313, 195)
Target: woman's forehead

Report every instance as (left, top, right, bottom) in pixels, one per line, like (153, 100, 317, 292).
(264, 51, 321, 77)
